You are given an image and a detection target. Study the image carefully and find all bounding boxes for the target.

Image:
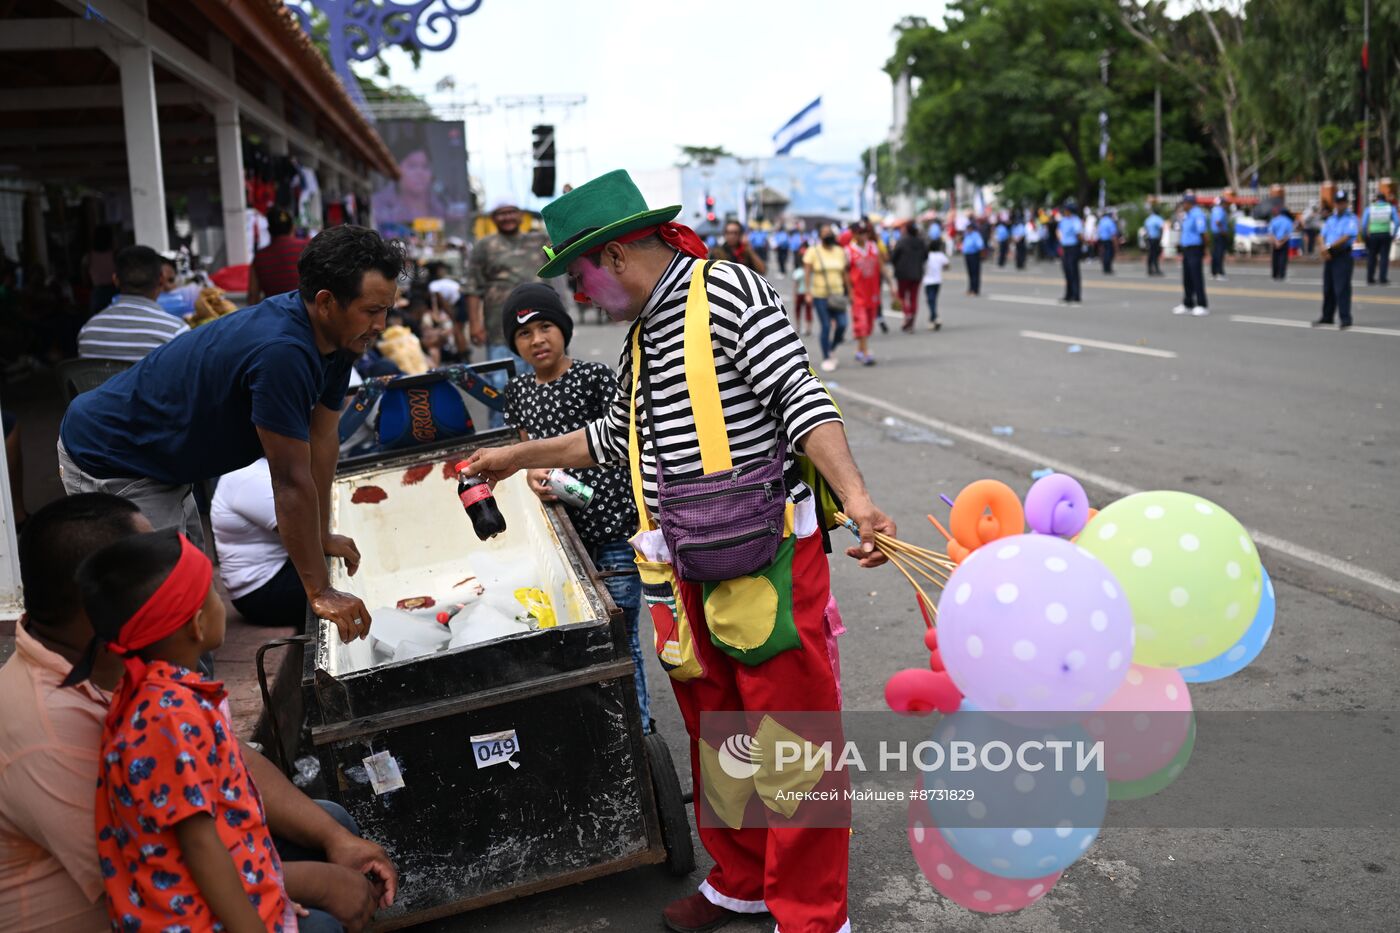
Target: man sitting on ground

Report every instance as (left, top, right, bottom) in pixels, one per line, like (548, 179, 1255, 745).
(77, 245, 189, 362)
(0, 494, 398, 933)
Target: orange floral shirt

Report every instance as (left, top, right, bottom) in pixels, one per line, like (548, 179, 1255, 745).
(95, 662, 291, 932)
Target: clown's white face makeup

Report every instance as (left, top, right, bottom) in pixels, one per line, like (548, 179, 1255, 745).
(569, 258, 632, 320)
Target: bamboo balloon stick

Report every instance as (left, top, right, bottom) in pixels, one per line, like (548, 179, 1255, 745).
(834, 512, 951, 562)
(885, 551, 938, 628)
(897, 549, 952, 584)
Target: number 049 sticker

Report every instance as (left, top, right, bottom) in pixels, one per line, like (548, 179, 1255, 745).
(471, 729, 521, 770)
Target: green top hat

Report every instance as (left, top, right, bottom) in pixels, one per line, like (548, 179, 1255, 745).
(536, 169, 682, 277)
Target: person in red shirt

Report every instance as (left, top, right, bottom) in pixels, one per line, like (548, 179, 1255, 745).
(247, 208, 309, 304)
(80, 530, 314, 933)
(845, 222, 888, 366)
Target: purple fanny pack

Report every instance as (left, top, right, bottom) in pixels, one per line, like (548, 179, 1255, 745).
(657, 439, 788, 582)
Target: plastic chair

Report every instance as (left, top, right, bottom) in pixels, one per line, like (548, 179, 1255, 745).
(55, 358, 132, 402)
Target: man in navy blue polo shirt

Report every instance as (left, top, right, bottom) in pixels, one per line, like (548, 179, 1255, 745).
(57, 225, 402, 641)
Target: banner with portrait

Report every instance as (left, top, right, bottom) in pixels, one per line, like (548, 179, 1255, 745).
(371, 119, 471, 241)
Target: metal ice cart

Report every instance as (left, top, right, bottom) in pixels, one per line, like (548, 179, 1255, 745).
(269, 438, 693, 929)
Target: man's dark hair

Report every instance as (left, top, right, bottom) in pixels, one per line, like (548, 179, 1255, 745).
(724, 221, 744, 234)
(268, 207, 295, 237)
(19, 494, 142, 629)
(75, 529, 184, 644)
(298, 225, 405, 307)
(115, 245, 163, 293)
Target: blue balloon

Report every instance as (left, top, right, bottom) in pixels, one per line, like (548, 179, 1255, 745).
(1179, 566, 1275, 683)
(924, 708, 1107, 879)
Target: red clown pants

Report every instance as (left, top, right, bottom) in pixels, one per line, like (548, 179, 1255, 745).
(673, 531, 851, 933)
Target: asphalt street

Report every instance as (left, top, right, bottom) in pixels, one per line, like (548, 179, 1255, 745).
(432, 251, 1399, 933)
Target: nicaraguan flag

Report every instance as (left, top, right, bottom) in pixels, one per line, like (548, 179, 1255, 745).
(773, 98, 822, 156)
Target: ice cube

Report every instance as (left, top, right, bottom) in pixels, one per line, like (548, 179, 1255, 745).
(369, 607, 453, 650)
(393, 640, 438, 662)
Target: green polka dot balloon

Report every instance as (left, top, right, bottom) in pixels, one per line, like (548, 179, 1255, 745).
(1079, 491, 1263, 669)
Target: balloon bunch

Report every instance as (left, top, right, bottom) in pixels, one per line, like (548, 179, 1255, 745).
(860, 472, 1275, 914)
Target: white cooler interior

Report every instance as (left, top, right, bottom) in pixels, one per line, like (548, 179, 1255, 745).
(322, 461, 595, 675)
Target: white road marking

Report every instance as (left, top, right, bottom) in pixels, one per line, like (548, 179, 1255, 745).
(988, 294, 1063, 307)
(830, 384, 1400, 599)
(1019, 330, 1179, 358)
(1230, 314, 1400, 337)
(1228, 315, 1312, 329)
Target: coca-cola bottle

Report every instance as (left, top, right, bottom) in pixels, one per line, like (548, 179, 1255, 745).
(454, 460, 507, 540)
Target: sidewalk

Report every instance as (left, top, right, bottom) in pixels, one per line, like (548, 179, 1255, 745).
(0, 368, 295, 741)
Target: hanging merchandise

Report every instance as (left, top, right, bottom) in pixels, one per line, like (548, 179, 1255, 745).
(245, 208, 270, 258)
(298, 165, 322, 234)
(274, 156, 303, 211)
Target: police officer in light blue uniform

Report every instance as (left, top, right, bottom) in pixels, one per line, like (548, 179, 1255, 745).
(1011, 213, 1027, 269)
(1209, 194, 1231, 279)
(750, 227, 770, 269)
(1174, 191, 1209, 315)
(1057, 201, 1084, 304)
(773, 227, 791, 277)
(994, 218, 1010, 267)
(1097, 211, 1119, 274)
(1143, 207, 1166, 276)
(1361, 193, 1398, 285)
(961, 224, 986, 295)
(1314, 190, 1359, 329)
(1268, 204, 1296, 281)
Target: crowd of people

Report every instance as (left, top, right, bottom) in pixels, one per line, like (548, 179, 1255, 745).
(2, 158, 1398, 933)
(696, 184, 1398, 346)
(0, 162, 900, 933)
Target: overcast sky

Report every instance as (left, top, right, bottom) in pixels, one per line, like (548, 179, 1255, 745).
(364, 0, 947, 209)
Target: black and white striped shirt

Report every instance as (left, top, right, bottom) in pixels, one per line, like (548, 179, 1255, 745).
(586, 253, 842, 515)
(78, 295, 189, 362)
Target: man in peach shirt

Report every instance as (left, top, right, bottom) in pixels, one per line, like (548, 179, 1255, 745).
(0, 495, 398, 932)
(0, 496, 147, 931)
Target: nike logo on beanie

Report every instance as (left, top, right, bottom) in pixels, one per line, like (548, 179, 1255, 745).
(516, 309, 541, 323)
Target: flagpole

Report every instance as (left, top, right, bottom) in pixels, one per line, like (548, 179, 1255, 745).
(1361, 0, 1370, 206)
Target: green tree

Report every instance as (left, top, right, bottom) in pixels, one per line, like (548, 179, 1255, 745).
(676, 145, 734, 167)
(1235, 0, 1354, 182)
(892, 0, 1193, 207)
(1367, 0, 1400, 177)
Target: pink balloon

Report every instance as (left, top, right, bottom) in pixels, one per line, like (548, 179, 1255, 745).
(938, 534, 1133, 714)
(907, 785, 1063, 913)
(1024, 473, 1091, 537)
(1082, 664, 1193, 782)
(886, 668, 963, 715)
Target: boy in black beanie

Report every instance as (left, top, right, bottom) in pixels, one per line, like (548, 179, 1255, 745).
(500, 284, 651, 729)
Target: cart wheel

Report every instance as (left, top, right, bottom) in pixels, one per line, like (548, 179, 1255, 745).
(644, 731, 696, 876)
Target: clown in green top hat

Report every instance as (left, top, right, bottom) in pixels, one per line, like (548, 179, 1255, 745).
(537, 169, 683, 278)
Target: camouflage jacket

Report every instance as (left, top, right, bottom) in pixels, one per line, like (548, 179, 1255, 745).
(465, 230, 550, 344)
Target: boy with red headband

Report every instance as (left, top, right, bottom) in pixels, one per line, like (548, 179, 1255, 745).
(77, 529, 297, 932)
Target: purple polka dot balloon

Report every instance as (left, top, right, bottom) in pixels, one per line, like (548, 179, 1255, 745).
(938, 534, 1133, 714)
